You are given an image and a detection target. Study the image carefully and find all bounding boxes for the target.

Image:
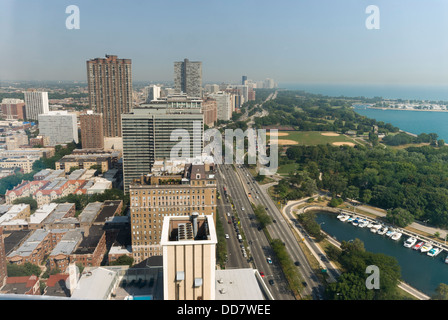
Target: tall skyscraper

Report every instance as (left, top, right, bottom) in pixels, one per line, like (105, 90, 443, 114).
(80, 111, 104, 149)
(122, 95, 204, 193)
(86, 55, 133, 138)
(23, 90, 49, 121)
(242, 75, 247, 85)
(174, 58, 202, 98)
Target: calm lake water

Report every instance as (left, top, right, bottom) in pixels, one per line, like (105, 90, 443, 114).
(353, 106, 448, 141)
(314, 211, 448, 297)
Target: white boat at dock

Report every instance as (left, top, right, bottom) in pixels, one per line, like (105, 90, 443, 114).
(358, 220, 369, 228)
(351, 218, 359, 226)
(391, 232, 402, 241)
(377, 227, 388, 235)
(386, 229, 396, 237)
(337, 213, 345, 219)
(370, 223, 382, 231)
(420, 242, 433, 253)
(367, 222, 375, 228)
(403, 237, 417, 248)
(427, 247, 442, 257)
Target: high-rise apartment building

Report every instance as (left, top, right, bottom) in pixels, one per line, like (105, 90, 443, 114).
(209, 91, 233, 121)
(80, 111, 104, 149)
(86, 55, 133, 138)
(1, 99, 26, 120)
(144, 85, 161, 103)
(23, 90, 49, 121)
(242, 75, 247, 85)
(174, 58, 202, 98)
(122, 95, 204, 193)
(201, 97, 217, 127)
(38, 111, 78, 146)
(161, 213, 217, 300)
(129, 162, 217, 263)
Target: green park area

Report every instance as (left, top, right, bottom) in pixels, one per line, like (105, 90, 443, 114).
(269, 131, 359, 147)
(271, 131, 360, 175)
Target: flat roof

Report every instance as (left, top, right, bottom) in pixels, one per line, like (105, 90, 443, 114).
(50, 229, 83, 256)
(8, 229, 49, 258)
(3, 230, 31, 255)
(71, 267, 118, 300)
(78, 202, 103, 224)
(73, 225, 104, 255)
(215, 269, 266, 300)
(94, 201, 121, 224)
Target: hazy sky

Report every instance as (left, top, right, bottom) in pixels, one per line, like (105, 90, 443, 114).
(1, 0, 448, 85)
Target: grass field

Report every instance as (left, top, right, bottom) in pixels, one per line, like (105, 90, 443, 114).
(272, 131, 360, 175)
(269, 131, 359, 146)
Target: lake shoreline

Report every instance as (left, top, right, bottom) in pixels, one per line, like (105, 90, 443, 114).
(365, 107, 448, 113)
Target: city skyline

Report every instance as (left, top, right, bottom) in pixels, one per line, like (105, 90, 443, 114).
(1, 1, 448, 86)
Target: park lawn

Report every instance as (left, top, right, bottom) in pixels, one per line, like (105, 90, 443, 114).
(277, 162, 300, 175)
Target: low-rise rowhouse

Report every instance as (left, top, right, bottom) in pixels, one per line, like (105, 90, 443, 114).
(0, 156, 40, 174)
(0, 275, 40, 295)
(5, 178, 111, 207)
(55, 151, 121, 173)
(6, 228, 67, 266)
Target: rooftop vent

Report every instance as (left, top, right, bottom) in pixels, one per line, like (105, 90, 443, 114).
(178, 223, 194, 241)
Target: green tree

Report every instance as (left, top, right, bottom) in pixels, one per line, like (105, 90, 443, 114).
(13, 197, 38, 211)
(7, 262, 41, 277)
(327, 272, 375, 300)
(343, 185, 360, 201)
(433, 283, 448, 300)
(253, 204, 272, 228)
(386, 208, 414, 228)
(361, 189, 372, 204)
(109, 255, 134, 266)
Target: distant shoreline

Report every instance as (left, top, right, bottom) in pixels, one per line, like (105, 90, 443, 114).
(367, 107, 448, 113)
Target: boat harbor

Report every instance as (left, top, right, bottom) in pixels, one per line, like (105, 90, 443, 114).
(336, 211, 447, 261)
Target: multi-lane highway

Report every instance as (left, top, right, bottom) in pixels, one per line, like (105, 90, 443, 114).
(232, 164, 326, 300)
(216, 164, 295, 300)
(216, 163, 329, 300)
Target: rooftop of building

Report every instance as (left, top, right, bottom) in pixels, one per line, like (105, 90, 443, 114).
(160, 214, 217, 246)
(130, 159, 216, 188)
(78, 202, 103, 225)
(57, 154, 113, 162)
(8, 229, 50, 258)
(44, 274, 70, 298)
(49, 229, 83, 256)
(215, 269, 267, 300)
(70, 267, 119, 300)
(1, 275, 39, 295)
(3, 230, 31, 255)
(72, 225, 104, 255)
(94, 200, 122, 224)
